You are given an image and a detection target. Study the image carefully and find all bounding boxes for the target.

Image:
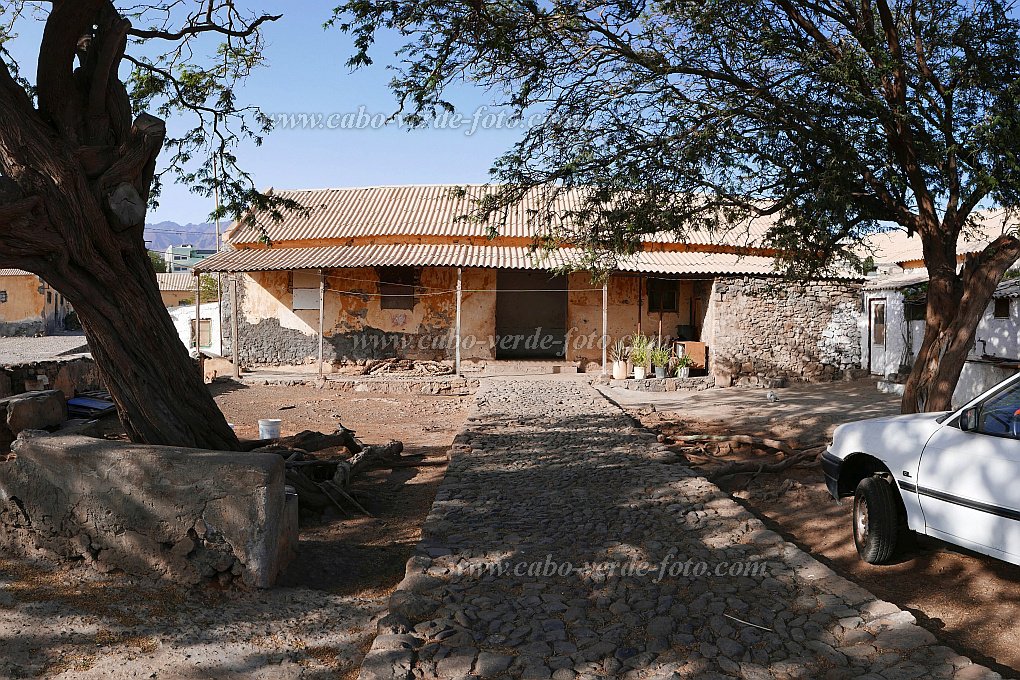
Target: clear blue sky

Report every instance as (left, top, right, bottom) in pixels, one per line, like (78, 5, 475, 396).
(5, 4, 525, 224)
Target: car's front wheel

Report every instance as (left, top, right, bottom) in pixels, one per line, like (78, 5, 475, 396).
(853, 476, 901, 564)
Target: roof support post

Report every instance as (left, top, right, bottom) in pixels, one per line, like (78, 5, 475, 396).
(230, 274, 240, 379)
(194, 273, 204, 379)
(455, 267, 463, 376)
(318, 269, 326, 378)
(602, 280, 608, 375)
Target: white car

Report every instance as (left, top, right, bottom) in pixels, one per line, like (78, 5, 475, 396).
(823, 372, 1020, 565)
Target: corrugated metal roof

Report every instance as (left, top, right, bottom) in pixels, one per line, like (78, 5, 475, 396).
(863, 269, 931, 291)
(995, 277, 1020, 299)
(227, 185, 776, 247)
(195, 244, 859, 279)
(156, 272, 195, 291)
(0, 269, 32, 277)
(868, 210, 1018, 265)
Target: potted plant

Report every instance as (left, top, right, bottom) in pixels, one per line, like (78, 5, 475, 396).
(651, 341, 672, 379)
(610, 339, 630, 380)
(630, 333, 650, 379)
(675, 352, 694, 379)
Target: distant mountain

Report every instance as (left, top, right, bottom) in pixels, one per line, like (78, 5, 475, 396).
(144, 221, 220, 251)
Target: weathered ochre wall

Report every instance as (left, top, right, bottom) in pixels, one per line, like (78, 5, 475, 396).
(460, 269, 496, 361)
(161, 291, 193, 308)
(565, 274, 715, 366)
(0, 275, 46, 336)
(238, 267, 499, 365)
(236, 267, 721, 367)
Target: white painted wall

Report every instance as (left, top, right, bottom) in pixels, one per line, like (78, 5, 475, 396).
(971, 297, 1020, 360)
(169, 302, 222, 356)
(953, 362, 1019, 409)
(862, 290, 914, 377)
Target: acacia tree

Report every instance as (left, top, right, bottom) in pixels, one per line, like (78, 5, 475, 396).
(336, 0, 1020, 412)
(0, 2, 291, 449)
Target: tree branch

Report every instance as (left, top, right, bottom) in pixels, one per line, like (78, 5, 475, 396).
(127, 13, 281, 41)
(37, 0, 105, 142)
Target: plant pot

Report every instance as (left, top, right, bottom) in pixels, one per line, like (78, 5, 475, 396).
(633, 366, 647, 380)
(612, 360, 628, 380)
(654, 366, 667, 379)
(679, 367, 691, 379)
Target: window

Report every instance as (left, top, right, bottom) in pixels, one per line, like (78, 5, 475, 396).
(291, 271, 320, 311)
(191, 318, 213, 348)
(647, 278, 679, 313)
(0, 291, 6, 303)
(378, 267, 418, 310)
(994, 298, 1011, 319)
(872, 302, 886, 346)
(904, 301, 926, 322)
(975, 381, 1020, 438)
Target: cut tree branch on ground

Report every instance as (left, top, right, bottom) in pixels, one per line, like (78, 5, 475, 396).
(706, 446, 825, 482)
(249, 426, 440, 517)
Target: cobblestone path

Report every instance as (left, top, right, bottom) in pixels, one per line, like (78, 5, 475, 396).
(360, 379, 1004, 680)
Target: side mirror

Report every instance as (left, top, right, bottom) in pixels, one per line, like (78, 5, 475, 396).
(960, 407, 980, 432)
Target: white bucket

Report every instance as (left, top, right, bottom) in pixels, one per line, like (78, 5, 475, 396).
(258, 419, 282, 440)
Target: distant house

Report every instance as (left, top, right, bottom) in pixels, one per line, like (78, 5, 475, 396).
(165, 244, 216, 273)
(0, 269, 73, 337)
(196, 185, 865, 383)
(861, 212, 1020, 405)
(157, 273, 196, 308)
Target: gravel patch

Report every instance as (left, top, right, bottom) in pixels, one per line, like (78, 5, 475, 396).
(0, 334, 90, 365)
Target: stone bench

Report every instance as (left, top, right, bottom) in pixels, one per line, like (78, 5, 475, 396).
(0, 431, 298, 588)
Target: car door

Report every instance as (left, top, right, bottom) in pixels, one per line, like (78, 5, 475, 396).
(916, 381, 1020, 557)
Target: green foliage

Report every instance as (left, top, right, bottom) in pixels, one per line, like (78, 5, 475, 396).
(629, 333, 650, 365)
(333, 0, 1020, 276)
(148, 250, 167, 273)
(610, 338, 629, 362)
(179, 275, 220, 305)
(0, 2, 301, 231)
(650, 341, 672, 368)
(675, 353, 695, 370)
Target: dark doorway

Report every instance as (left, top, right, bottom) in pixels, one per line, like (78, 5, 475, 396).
(495, 270, 568, 359)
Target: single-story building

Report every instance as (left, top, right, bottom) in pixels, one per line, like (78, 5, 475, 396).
(197, 185, 865, 383)
(861, 213, 1020, 405)
(0, 269, 73, 337)
(157, 272, 196, 308)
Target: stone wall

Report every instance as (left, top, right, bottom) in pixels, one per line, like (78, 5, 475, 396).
(0, 357, 103, 399)
(0, 431, 297, 588)
(710, 277, 863, 384)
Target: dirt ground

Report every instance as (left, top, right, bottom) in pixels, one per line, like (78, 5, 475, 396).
(0, 382, 470, 679)
(630, 380, 1020, 676)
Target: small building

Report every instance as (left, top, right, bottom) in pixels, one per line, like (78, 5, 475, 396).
(169, 302, 223, 357)
(0, 269, 73, 337)
(197, 185, 865, 383)
(165, 244, 216, 273)
(157, 273, 196, 308)
(860, 213, 1020, 405)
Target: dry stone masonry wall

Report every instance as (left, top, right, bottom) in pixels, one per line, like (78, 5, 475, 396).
(711, 277, 863, 385)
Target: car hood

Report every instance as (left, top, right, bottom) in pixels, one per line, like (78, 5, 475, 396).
(830, 411, 951, 460)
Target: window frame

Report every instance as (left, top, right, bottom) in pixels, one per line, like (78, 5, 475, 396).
(647, 278, 680, 314)
(191, 318, 213, 349)
(993, 298, 1011, 320)
(377, 267, 419, 311)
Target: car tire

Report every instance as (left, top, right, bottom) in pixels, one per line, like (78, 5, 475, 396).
(853, 476, 900, 564)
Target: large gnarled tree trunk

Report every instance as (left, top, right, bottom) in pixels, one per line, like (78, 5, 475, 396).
(0, 2, 238, 450)
(902, 226, 1020, 414)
